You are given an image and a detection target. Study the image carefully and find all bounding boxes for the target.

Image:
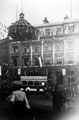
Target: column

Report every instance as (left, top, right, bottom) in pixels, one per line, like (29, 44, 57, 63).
(41, 40, 44, 60)
(52, 42, 55, 64)
(30, 42, 33, 66)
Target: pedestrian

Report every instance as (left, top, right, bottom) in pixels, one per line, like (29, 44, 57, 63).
(9, 86, 30, 118)
(52, 84, 66, 113)
(6, 65, 15, 88)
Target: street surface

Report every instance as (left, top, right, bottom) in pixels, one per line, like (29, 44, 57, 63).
(0, 91, 79, 120)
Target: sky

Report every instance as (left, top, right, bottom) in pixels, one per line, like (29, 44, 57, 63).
(0, 0, 79, 27)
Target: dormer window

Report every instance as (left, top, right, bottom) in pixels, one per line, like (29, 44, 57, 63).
(45, 29, 50, 36)
(68, 24, 75, 33)
(56, 28, 62, 35)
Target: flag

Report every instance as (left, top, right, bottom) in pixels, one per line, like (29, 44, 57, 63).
(18, 68, 21, 75)
(39, 57, 42, 67)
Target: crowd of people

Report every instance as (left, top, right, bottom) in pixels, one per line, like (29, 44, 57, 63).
(0, 63, 79, 118)
(0, 63, 20, 88)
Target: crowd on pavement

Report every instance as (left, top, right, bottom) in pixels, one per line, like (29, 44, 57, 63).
(0, 63, 79, 119)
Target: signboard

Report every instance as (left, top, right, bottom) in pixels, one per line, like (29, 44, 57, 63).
(21, 76, 47, 81)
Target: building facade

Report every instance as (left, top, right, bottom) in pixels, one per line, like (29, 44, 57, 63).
(1, 14, 79, 86)
(36, 18, 79, 66)
(35, 18, 79, 85)
(0, 38, 9, 65)
(9, 16, 79, 67)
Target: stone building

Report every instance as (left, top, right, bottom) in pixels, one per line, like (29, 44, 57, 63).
(35, 17, 79, 85)
(1, 13, 79, 85)
(8, 14, 79, 67)
(8, 12, 38, 67)
(0, 38, 9, 65)
(0, 22, 8, 65)
(36, 18, 79, 66)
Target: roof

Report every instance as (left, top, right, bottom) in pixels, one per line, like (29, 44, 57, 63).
(10, 12, 34, 28)
(35, 18, 79, 28)
(8, 13, 38, 40)
(12, 18, 31, 27)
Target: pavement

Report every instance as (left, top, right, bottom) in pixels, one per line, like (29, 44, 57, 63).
(63, 96, 79, 114)
(0, 90, 79, 120)
(28, 94, 79, 113)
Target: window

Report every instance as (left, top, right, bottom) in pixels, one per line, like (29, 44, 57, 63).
(24, 47, 27, 53)
(39, 30, 44, 36)
(56, 28, 62, 35)
(71, 78, 75, 83)
(13, 58, 17, 67)
(24, 46, 29, 53)
(33, 45, 41, 53)
(24, 57, 29, 66)
(13, 46, 18, 53)
(45, 29, 50, 36)
(71, 71, 75, 75)
(44, 55, 52, 65)
(45, 60, 51, 65)
(44, 42, 52, 52)
(66, 40, 75, 50)
(67, 54, 74, 64)
(34, 46, 40, 53)
(68, 24, 75, 33)
(56, 71, 63, 85)
(68, 78, 70, 85)
(55, 55, 63, 64)
(33, 57, 39, 66)
(67, 70, 70, 75)
(56, 57, 62, 64)
(67, 70, 75, 75)
(55, 53, 63, 64)
(55, 42, 63, 52)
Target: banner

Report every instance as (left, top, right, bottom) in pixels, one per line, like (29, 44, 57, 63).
(21, 76, 47, 81)
(18, 68, 21, 75)
(62, 68, 66, 76)
(39, 57, 42, 67)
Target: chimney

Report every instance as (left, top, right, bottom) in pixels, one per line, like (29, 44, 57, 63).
(64, 15, 69, 20)
(43, 17, 49, 24)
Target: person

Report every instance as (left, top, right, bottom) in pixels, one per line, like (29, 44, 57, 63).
(6, 65, 15, 88)
(52, 84, 66, 113)
(9, 86, 30, 117)
(10, 87, 30, 107)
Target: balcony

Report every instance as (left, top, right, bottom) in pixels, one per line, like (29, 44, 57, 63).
(22, 52, 30, 55)
(11, 52, 19, 57)
(54, 32, 79, 38)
